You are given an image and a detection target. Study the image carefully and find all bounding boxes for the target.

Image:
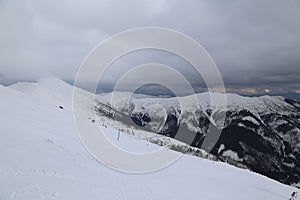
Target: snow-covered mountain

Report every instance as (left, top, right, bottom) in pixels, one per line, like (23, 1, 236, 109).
(0, 77, 298, 199)
(95, 89, 300, 186)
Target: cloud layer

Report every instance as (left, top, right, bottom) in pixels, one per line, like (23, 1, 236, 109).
(0, 0, 299, 94)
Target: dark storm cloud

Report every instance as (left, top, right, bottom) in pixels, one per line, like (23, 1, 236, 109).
(0, 0, 299, 94)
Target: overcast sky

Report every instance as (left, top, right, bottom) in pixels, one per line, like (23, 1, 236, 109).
(0, 0, 299, 95)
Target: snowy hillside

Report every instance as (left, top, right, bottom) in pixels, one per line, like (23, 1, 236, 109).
(95, 89, 300, 185)
(0, 78, 298, 199)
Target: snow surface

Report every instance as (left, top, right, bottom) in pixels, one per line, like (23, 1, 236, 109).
(218, 144, 225, 154)
(0, 77, 298, 200)
(222, 150, 243, 162)
(242, 116, 260, 125)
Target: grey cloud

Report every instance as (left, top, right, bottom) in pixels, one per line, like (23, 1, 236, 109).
(0, 0, 299, 94)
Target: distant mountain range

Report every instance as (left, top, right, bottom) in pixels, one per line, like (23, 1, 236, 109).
(241, 92, 300, 100)
(95, 92, 300, 186)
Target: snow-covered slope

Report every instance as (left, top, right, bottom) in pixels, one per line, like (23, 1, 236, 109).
(95, 90, 300, 185)
(0, 78, 297, 199)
